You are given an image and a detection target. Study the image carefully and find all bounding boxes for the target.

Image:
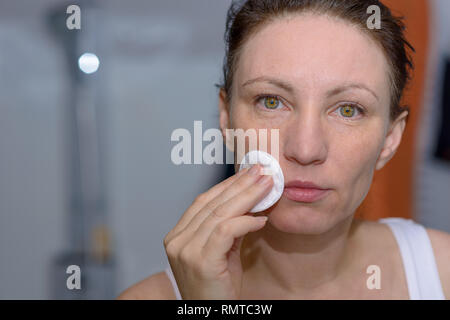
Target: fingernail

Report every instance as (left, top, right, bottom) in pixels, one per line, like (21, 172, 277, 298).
(255, 216, 268, 224)
(249, 164, 261, 175)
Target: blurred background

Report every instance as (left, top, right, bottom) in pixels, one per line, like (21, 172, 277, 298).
(0, 0, 449, 299)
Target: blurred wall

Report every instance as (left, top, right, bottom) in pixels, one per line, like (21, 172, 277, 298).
(103, 0, 232, 296)
(415, 0, 450, 231)
(0, 0, 231, 299)
(0, 0, 68, 299)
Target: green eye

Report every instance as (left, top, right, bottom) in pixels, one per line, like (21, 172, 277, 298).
(339, 104, 356, 117)
(263, 96, 280, 109)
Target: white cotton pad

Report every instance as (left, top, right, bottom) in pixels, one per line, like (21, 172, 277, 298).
(238, 150, 284, 213)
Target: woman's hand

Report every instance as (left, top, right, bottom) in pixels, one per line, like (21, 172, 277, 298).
(163, 164, 273, 299)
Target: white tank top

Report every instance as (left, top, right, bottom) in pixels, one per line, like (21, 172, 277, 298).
(165, 217, 445, 300)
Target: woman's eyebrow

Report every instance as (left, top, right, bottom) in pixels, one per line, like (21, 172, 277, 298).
(242, 76, 295, 94)
(242, 77, 379, 102)
(326, 83, 379, 102)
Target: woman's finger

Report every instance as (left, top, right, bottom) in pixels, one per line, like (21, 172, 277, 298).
(201, 215, 269, 268)
(167, 167, 249, 240)
(173, 164, 266, 243)
(189, 174, 273, 248)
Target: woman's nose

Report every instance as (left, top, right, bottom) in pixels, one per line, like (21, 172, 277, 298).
(283, 112, 328, 166)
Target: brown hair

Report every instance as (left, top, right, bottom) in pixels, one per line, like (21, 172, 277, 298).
(217, 0, 415, 123)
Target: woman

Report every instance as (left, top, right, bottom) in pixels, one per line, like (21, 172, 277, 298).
(118, 0, 450, 299)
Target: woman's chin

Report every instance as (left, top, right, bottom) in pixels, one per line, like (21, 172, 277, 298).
(264, 199, 335, 234)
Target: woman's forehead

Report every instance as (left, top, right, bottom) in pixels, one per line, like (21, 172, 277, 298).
(234, 14, 390, 101)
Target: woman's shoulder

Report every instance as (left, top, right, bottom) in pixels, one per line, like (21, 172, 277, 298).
(370, 218, 450, 299)
(116, 271, 177, 300)
(425, 226, 450, 299)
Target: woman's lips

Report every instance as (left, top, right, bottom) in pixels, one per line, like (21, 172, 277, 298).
(283, 187, 330, 203)
(283, 180, 330, 203)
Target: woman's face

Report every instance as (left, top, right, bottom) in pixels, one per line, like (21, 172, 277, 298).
(219, 14, 407, 234)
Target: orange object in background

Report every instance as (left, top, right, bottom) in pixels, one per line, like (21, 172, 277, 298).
(355, 0, 430, 221)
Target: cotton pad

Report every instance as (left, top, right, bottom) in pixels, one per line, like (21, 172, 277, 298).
(239, 150, 284, 213)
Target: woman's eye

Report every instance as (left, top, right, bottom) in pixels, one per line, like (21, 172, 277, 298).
(337, 104, 363, 119)
(258, 96, 283, 110)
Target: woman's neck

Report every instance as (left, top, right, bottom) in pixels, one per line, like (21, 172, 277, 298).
(240, 215, 365, 296)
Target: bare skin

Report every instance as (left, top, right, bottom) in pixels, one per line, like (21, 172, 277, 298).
(117, 219, 449, 299)
(117, 13, 450, 300)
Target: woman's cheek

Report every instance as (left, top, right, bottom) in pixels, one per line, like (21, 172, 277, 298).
(336, 129, 382, 174)
(233, 103, 288, 130)
(259, 111, 291, 128)
(333, 122, 384, 210)
(332, 114, 384, 149)
(330, 117, 383, 166)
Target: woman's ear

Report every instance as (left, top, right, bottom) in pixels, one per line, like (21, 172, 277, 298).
(375, 110, 409, 171)
(218, 88, 233, 151)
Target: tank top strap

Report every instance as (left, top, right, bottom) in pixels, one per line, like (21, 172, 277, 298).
(378, 217, 445, 299)
(165, 262, 182, 300)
